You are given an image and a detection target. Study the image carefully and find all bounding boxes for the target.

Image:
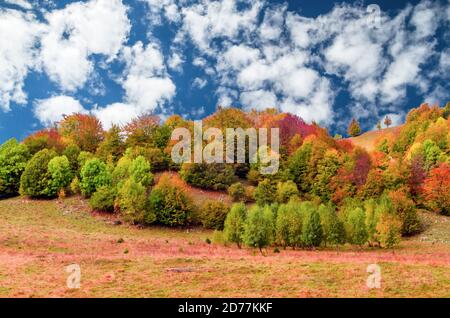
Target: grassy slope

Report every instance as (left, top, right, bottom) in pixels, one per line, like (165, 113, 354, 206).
(348, 126, 401, 152)
(0, 197, 449, 297)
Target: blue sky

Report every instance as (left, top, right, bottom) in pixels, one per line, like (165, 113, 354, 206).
(0, 0, 449, 143)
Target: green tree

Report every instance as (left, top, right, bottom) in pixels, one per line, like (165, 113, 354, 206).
(318, 203, 345, 246)
(275, 201, 303, 248)
(129, 155, 153, 187)
(254, 179, 276, 206)
(89, 186, 116, 212)
(199, 200, 229, 230)
(117, 178, 150, 224)
(346, 207, 368, 246)
(243, 205, 274, 253)
(20, 149, 57, 198)
(0, 139, 30, 195)
(224, 203, 247, 248)
(288, 142, 312, 192)
(301, 209, 323, 248)
(312, 150, 340, 201)
(79, 158, 111, 197)
(96, 124, 124, 163)
(276, 180, 299, 203)
(47, 155, 72, 195)
(149, 178, 193, 226)
(62, 144, 81, 174)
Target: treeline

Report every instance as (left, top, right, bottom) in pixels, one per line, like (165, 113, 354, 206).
(0, 103, 448, 251)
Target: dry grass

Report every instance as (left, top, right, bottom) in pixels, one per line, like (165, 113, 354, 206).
(0, 197, 449, 298)
(348, 126, 401, 152)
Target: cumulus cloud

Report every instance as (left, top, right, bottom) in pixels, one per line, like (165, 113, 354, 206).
(33, 95, 87, 126)
(93, 41, 176, 128)
(4, 0, 33, 10)
(192, 77, 207, 89)
(0, 9, 41, 111)
(39, 0, 130, 91)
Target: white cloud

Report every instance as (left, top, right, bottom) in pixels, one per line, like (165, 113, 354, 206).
(33, 95, 87, 126)
(240, 89, 277, 111)
(410, 1, 441, 39)
(192, 77, 207, 89)
(39, 0, 130, 91)
(259, 4, 286, 42)
(0, 9, 41, 111)
(140, 0, 180, 25)
(92, 102, 138, 129)
(168, 51, 184, 72)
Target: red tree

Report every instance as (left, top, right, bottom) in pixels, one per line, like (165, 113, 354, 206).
(423, 163, 450, 215)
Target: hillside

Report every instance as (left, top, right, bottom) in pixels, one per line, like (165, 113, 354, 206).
(0, 197, 449, 297)
(348, 126, 401, 152)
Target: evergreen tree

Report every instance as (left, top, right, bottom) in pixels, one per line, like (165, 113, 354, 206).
(347, 118, 361, 137)
(301, 209, 323, 248)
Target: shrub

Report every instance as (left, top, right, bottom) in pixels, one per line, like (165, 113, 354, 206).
(79, 158, 111, 197)
(199, 200, 229, 230)
(62, 144, 81, 174)
(243, 205, 274, 252)
(246, 169, 261, 185)
(245, 186, 255, 202)
(0, 139, 30, 195)
(47, 156, 72, 195)
(224, 203, 247, 248)
(388, 190, 421, 236)
(318, 204, 345, 246)
(346, 207, 368, 246)
(70, 177, 81, 195)
(228, 182, 246, 202)
(20, 149, 57, 198)
(149, 177, 193, 226)
(89, 186, 116, 212)
(112, 156, 132, 186)
(77, 151, 94, 172)
(116, 178, 151, 224)
(180, 163, 235, 190)
(254, 179, 276, 206)
(129, 155, 153, 187)
(376, 212, 402, 248)
(301, 209, 323, 248)
(276, 180, 299, 203)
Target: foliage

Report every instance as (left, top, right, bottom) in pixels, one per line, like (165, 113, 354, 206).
(79, 158, 111, 197)
(47, 155, 72, 195)
(96, 125, 124, 163)
(58, 113, 103, 153)
(89, 186, 116, 212)
(228, 182, 246, 202)
(23, 128, 64, 154)
(376, 212, 402, 248)
(149, 176, 193, 226)
(275, 201, 303, 248)
(129, 155, 153, 187)
(347, 118, 361, 137)
(62, 144, 81, 174)
(276, 180, 299, 203)
(318, 204, 345, 246)
(345, 207, 368, 246)
(301, 209, 323, 248)
(243, 205, 274, 251)
(254, 179, 276, 206)
(199, 200, 229, 230)
(0, 139, 30, 195)
(20, 149, 58, 198)
(388, 189, 421, 236)
(224, 203, 247, 248)
(423, 163, 450, 215)
(180, 163, 235, 190)
(117, 178, 151, 224)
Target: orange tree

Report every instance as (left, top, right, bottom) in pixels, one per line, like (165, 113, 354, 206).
(423, 163, 450, 215)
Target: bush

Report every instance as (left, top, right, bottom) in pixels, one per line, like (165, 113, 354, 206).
(245, 186, 255, 202)
(276, 181, 299, 203)
(0, 139, 30, 195)
(89, 186, 116, 212)
(112, 156, 132, 186)
(346, 207, 368, 246)
(199, 200, 229, 230)
(79, 158, 111, 197)
(318, 204, 345, 246)
(129, 155, 153, 187)
(254, 179, 276, 206)
(228, 182, 246, 202)
(246, 169, 260, 185)
(116, 178, 151, 224)
(77, 151, 94, 172)
(388, 190, 421, 236)
(243, 205, 274, 252)
(20, 149, 57, 198)
(376, 212, 402, 248)
(70, 177, 81, 195)
(180, 163, 235, 190)
(149, 177, 193, 226)
(62, 144, 81, 174)
(301, 209, 323, 248)
(47, 156, 72, 195)
(224, 203, 247, 248)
